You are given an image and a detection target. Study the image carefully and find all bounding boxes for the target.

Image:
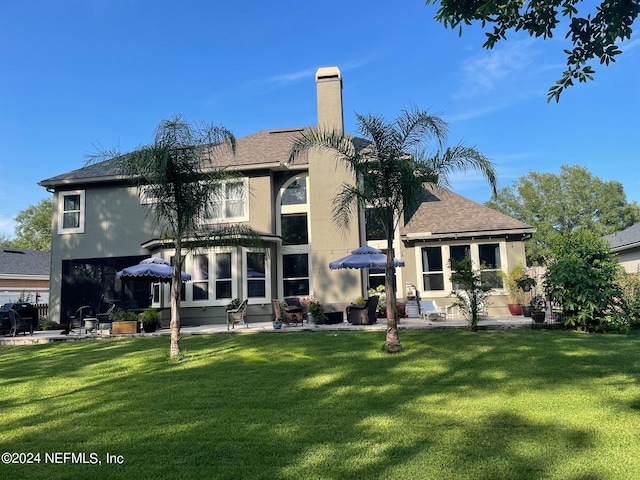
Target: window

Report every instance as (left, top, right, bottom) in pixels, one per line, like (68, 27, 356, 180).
(279, 175, 311, 297)
(368, 248, 398, 292)
(478, 243, 503, 288)
(281, 214, 308, 245)
(419, 242, 507, 295)
(422, 247, 445, 291)
(365, 208, 385, 241)
(215, 253, 233, 300)
(283, 254, 309, 297)
(58, 190, 85, 234)
(192, 254, 209, 301)
(449, 244, 471, 291)
(246, 251, 267, 298)
(205, 180, 248, 222)
(281, 178, 307, 205)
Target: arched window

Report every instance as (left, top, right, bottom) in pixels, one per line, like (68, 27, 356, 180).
(278, 175, 311, 297)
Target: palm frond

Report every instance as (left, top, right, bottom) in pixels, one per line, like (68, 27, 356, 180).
(289, 128, 361, 169)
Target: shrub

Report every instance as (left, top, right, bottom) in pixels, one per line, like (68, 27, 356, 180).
(545, 230, 624, 331)
(450, 255, 492, 330)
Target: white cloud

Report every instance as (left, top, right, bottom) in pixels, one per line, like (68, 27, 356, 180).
(622, 38, 640, 53)
(261, 59, 373, 88)
(454, 39, 539, 100)
(264, 67, 319, 86)
(0, 215, 15, 237)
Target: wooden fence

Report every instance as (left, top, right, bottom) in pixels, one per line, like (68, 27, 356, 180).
(35, 303, 49, 318)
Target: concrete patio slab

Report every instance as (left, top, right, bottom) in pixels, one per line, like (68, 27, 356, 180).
(0, 316, 539, 346)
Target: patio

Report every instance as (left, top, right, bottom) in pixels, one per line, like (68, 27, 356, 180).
(0, 315, 536, 345)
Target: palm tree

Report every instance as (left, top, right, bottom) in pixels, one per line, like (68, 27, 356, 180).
(290, 107, 497, 353)
(103, 115, 261, 358)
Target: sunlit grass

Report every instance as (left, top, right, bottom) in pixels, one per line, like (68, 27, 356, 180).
(1, 330, 640, 479)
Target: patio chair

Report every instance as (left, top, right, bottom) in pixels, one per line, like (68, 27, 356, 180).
(271, 299, 304, 326)
(346, 295, 379, 325)
(67, 305, 91, 335)
(8, 308, 34, 336)
(227, 299, 248, 330)
(284, 297, 308, 324)
(419, 300, 447, 321)
(96, 303, 116, 334)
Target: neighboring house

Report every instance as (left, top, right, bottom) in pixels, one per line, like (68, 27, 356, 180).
(39, 66, 534, 325)
(0, 248, 50, 305)
(605, 222, 640, 273)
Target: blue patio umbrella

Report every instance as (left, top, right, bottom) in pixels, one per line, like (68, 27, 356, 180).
(116, 257, 192, 283)
(329, 246, 405, 270)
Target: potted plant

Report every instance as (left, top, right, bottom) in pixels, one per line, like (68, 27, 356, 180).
(368, 285, 387, 317)
(530, 295, 546, 323)
(307, 299, 324, 325)
(227, 298, 241, 311)
(273, 301, 285, 330)
(139, 307, 160, 333)
(111, 309, 139, 334)
(516, 275, 536, 292)
(499, 262, 527, 315)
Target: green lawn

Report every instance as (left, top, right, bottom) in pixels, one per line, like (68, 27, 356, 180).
(1, 329, 640, 479)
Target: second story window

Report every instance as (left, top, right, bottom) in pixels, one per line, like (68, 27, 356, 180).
(204, 179, 248, 222)
(58, 190, 85, 234)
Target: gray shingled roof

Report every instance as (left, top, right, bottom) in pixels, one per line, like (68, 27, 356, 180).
(604, 222, 640, 251)
(401, 187, 534, 239)
(39, 127, 371, 188)
(0, 248, 50, 276)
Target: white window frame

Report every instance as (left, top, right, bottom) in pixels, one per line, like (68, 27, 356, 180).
(415, 241, 508, 297)
(156, 249, 238, 308)
(139, 185, 160, 205)
(202, 178, 250, 224)
(243, 248, 271, 303)
(277, 174, 312, 298)
(58, 190, 85, 234)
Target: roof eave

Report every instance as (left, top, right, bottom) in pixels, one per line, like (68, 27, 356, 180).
(402, 227, 536, 243)
(610, 241, 640, 253)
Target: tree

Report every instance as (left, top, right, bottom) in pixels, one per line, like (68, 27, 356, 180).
(486, 164, 640, 265)
(94, 115, 262, 359)
(0, 234, 12, 247)
(290, 107, 497, 353)
(11, 198, 53, 251)
(544, 229, 623, 330)
(424, 0, 640, 101)
(450, 255, 493, 330)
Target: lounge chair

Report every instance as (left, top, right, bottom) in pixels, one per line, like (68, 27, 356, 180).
(419, 300, 447, 321)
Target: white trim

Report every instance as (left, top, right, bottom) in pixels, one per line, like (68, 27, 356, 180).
(415, 240, 508, 298)
(243, 248, 271, 303)
(277, 174, 312, 297)
(57, 190, 85, 234)
(202, 178, 250, 224)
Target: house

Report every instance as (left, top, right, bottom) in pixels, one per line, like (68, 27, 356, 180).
(605, 222, 640, 273)
(39, 66, 534, 325)
(0, 248, 50, 305)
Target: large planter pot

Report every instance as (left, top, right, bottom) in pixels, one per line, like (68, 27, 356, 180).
(532, 311, 546, 323)
(111, 321, 138, 334)
(272, 320, 283, 330)
(143, 321, 158, 333)
(507, 304, 522, 316)
(521, 306, 532, 317)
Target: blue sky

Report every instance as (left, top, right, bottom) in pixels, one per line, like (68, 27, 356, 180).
(1, 0, 638, 237)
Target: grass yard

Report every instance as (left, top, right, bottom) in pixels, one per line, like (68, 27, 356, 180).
(1, 329, 640, 479)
